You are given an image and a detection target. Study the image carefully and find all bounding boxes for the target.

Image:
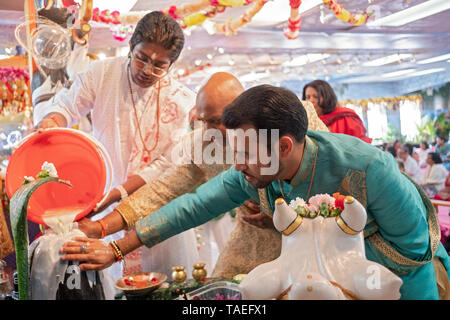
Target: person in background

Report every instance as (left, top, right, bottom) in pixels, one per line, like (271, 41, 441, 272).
(434, 171, 450, 202)
(413, 152, 420, 165)
(416, 141, 430, 168)
(302, 80, 372, 143)
(397, 144, 422, 184)
(435, 136, 450, 157)
(422, 153, 449, 198)
(435, 136, 450, 170)
(391, 140, 401, 158)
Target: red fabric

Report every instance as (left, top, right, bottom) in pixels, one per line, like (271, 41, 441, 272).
(434, 194, 450, 201)
(320, 106, 372, 144)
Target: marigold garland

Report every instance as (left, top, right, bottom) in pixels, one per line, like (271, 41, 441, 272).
(322, 0, 372, 26)
(340, 94, 423, 111)
(210, 0, 268, 36)
(0, 67, 31, 118)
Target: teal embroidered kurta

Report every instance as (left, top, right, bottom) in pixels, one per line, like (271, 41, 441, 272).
(135, 130, 450, 300)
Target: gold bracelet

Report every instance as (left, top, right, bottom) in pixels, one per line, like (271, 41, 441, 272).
(110, 241, 124, 262)
(109, 242, 120, 261)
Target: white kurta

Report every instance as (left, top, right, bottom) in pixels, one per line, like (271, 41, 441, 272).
(415, 147, 430, 168)
(423, 164, 448, 192)
(33, 56, 200, 288)
(403, 155, 422, 184)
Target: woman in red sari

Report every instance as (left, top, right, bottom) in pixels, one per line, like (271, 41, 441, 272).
(302, 80, 372, 143)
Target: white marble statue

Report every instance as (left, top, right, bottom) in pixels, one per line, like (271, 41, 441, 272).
(239, 194, 403, 300)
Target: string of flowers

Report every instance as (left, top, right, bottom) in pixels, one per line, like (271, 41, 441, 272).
(206, 0, 268, 36)
(284, 0, 302, 40)
(322, 0, 373, 26)
(0, 67, 31, 118)
(91, 7, 121, 25)
(0, 67, 29, 84)
(116, 0, 253, 25)
(176, 63, 212, 79)
(289, 193, 347, 219)
(340, 94, 423, 111)
(179, 1, 253, 28)
(180, 7, 224, 28)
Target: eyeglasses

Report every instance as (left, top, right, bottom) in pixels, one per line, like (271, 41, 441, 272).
(130, 51, 170, 78)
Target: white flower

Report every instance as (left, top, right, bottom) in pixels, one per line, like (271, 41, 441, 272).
(24, 176, 35, 182)
(41, 161, 58, 178)
(289, 197, 306, 210)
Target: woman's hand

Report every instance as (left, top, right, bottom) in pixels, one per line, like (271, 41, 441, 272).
(77, 218, 102, 238)
(60, 237, 116, 271)
(36, 113, 67, 129)
(90, 189, 121, 216)
(38, 117, 60, 129)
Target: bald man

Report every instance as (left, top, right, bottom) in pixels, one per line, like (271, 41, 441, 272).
(77, 72, 328, 277)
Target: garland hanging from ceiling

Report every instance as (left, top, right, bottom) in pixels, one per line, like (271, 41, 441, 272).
(284, 0, 302, 40)
(321, 0, 373, 26)
(69, 0, 376, 41)
(340, 94, 423, 111)
(207, 0, 268, 36)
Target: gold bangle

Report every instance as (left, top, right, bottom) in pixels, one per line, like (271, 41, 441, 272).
(110, 241, 124, 262)
(109, 242, 120, 261)
(282, 215, 303, 236)
(335, 215, 361, 235)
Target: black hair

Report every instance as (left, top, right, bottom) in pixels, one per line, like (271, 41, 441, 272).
(38, 7, 73, 28)
(421, 141, 429, 149)
(403, 143, 414, 156)
(387, 146, 397, 158)
(429, 152, 443, 164)
(302, 80, 337, 115)
(222, 84, 308, 144)
(397, 160, 405, 170)
(437, 136, 448, 143)
(130, 11, 184, 63)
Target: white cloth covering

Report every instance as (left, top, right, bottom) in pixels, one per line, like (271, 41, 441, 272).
(29, 213, 115, 300)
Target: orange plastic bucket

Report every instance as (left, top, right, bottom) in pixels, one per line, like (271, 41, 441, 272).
(5, 128, 112, 226)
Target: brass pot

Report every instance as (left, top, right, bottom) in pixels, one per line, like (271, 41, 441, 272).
(172, 266, 187, 284)
(192, 263, 207, 282)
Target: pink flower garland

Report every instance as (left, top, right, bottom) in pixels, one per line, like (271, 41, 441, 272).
(0, 67, 29, 84)
(284, 0, 302, 40)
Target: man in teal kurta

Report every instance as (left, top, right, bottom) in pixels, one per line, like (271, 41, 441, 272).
(62, 85, 449, 299)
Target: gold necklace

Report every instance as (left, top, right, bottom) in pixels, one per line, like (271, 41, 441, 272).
(278, 143, 318, 201)
(127, 64, 161, 155)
